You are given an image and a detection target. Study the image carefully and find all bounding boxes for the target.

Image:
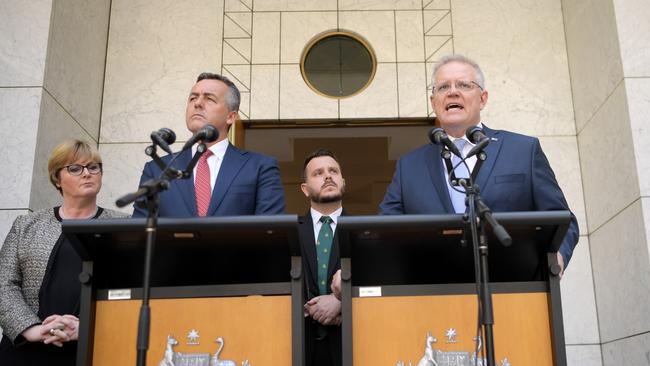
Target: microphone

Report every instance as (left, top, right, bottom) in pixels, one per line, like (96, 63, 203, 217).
(182, 125, 219, 151)
(150, 128, 176, 155)
(429, 127, 462, 158)
(465, 126, 490, 158)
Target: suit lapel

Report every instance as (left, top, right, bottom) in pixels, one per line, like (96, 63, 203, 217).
(424, 144, 455, 213)
(298, 214, 319, 295)
(174, 149, 198, 215)
(208, 144, 249, 215)
(473, 125, 502, 189)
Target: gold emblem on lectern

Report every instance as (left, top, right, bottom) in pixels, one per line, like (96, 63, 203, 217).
(158, 334, 251, 366)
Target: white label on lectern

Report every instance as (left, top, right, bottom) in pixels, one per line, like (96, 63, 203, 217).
(108, 289, 132, 300)
(359, 287, 382, 297)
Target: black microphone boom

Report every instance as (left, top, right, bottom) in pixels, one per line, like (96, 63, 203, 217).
(465, 126, 490, 158)
(150, 128, 176, 154)
(429, 127, 462, 158)
(182, 125, 219, 151)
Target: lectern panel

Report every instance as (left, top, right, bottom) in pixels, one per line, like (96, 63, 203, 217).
(352, 293, 552, 366)
(92, 296, 292, 366)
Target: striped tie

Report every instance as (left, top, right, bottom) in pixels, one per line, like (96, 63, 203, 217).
(195, 150, 213, 217)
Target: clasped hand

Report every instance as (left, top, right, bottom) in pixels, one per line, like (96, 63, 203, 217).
(22, 314, 79, 347)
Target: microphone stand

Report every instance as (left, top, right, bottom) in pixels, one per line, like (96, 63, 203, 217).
(116, 142, 208, 366)
(457, 149, 511, 366)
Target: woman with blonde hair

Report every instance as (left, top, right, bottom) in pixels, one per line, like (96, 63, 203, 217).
(0, 139, 128, 365)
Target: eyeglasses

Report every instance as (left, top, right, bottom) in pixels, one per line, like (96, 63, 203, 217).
(61, 163, 103, 176)
(433, 80, 483, 94)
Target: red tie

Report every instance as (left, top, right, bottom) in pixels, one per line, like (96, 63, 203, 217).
(195, 150, 213, 217)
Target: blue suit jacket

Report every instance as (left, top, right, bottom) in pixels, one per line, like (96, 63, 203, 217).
(379, 126, 579, 266)
(133, 144, 285, 217)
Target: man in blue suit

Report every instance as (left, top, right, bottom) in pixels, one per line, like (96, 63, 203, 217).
(379, 54, 578, 273)
(133, 73, 285, 217)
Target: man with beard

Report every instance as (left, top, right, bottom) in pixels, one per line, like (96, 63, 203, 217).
(298, 149, 345, 366)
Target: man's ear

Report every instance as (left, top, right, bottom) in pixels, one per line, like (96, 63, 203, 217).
(300, 182, 310, 198)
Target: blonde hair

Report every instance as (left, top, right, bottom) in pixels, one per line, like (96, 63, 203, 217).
(48, 139, 102, 193)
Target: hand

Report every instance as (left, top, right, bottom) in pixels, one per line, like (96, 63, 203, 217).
(557, 252, 565, 279)
(304, 294, 341, 326)
(42, 314, 79, 346)
(330, 269, 342, 300)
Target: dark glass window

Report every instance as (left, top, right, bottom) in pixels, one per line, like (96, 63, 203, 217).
(301, 33, 376, 98)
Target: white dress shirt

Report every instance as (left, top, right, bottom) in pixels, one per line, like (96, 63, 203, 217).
(310, 206, 343, 241)
(191, 138, 229, 191)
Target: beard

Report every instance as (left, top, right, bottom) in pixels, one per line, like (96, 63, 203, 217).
(310, 184, 345, 204)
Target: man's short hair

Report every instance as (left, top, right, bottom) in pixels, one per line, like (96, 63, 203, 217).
(431, 54, 485, 91)
(302, 148, 341, 181)
(196, 72, 241, 112)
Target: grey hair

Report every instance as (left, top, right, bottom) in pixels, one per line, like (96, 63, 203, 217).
(196, 72, 241, 112)
(431, 54, 485, 92)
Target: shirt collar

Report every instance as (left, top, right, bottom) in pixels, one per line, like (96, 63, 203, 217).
(191, 138, 229, 160)
(310, 206, 343, 225)
(448, 121, 484, 146)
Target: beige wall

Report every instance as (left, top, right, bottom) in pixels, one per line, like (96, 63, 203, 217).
(564, 0, 650, 363)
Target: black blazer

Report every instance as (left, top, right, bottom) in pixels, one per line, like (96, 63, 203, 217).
(298, 212, 342, 366)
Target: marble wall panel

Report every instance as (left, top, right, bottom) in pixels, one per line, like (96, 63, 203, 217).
(590, 200, 650, 343)
(43, 0, 110, 139)
(253, 0, 336, 12)
(538, 136, 587, 235)
(338, 11, 396, 63)
(280, 12, 337, 64)
(250, 64, 280, 119)
(339, 63, 398, 118)
(252, 12, 280, 64)
(578, 81, 638, 233)
(626, 78, 650, 196)
(612, 0, 650, 77)
(0, 210, 31, 251)
(601, 332, 650, 366)
(338, 0, 420, 10)
(397, 63, 428, 117)
(101, 0, 223, 144)
(97, 143, 151, 213)
(0, 1, 51, 86)
(452, 0, 575, 137)
(0, 88, 41, 208)
(566, 345, 603, 366)
(561, 236, 600, 344)
(30, 91, 96, 211)
(395, 11, 425, 62)
(279, 65, 338, 119)
(561, 0, 624, 132)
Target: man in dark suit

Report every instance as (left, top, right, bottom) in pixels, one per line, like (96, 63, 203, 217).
(298, 149, 344, 366)
(380, 54, 579, 273)
(133, 73, 285, 217)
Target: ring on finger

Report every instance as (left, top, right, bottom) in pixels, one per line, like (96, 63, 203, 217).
(49, 328, 57, 336)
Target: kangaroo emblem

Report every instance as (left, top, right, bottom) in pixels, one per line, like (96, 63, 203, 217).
(416, 332, 439, 366)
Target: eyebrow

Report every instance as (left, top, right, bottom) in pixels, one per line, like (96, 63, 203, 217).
(189, 92, 218, 99)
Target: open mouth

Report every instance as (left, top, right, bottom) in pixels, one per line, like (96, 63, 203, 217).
(445, 103, 464, 111)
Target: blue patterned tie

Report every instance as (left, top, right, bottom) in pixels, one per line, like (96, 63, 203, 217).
(317, 216, 334, 295)
(450, 139, 470, 213)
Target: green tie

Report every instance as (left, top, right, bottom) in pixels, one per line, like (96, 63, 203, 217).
(317, 216, 334, 295)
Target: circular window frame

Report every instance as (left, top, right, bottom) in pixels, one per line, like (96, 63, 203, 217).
(300, 31, 377, 99)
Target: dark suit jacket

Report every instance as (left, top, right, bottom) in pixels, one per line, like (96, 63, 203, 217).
(298, 212, 342, 366)
(379, 126, 579, 266)
(133, 143, 285, 217)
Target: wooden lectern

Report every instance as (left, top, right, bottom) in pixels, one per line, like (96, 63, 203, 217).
(337, 212, 571, 366)
(63, 215, 302, 366)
